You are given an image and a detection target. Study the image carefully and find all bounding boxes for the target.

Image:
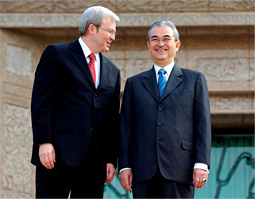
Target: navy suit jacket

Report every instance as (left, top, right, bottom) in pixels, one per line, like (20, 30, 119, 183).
(119, 64, 211, 185)
(31, 39, 120, 171)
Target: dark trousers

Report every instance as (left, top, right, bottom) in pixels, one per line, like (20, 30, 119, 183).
(36, 136, 105, 198)
(132, 168, 194, 199)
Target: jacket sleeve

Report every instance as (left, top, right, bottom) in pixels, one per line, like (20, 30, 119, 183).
(194, 72, 211, 168)
(31, 45, 60, 146)
(105, 69, 121, 167)
(119, 78, 133, 171)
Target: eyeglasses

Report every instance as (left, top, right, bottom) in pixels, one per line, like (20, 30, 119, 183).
(150, 38, 176, 44)
(96, 26, 117, 36)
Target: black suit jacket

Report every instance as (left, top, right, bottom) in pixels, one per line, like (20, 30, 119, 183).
(119, 64, 211, 185)
(31, 39, 120, 170)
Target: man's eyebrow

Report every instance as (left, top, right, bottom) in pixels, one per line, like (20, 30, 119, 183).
(151, 35, 159, 39)
(151, 35, 172, 39)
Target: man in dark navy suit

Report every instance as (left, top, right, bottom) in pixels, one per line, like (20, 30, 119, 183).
(119, 21, 211, 198)
(31, 6, 120, 198)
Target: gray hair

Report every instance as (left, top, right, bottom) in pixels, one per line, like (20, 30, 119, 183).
(147, 20, 180, 43)
(79, 6, 120, 36)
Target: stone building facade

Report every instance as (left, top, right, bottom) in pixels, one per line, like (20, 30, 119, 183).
(0, 0, 254, 198)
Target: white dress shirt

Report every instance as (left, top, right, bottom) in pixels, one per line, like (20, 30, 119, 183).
(78, 37, 100, 88)
(153, 62, 174, 83)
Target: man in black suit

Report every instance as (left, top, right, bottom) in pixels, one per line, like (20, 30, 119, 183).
(119, 20, 211, 198)
(31, 6, 120, 198)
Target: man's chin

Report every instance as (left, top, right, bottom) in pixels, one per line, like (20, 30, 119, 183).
(103, 48, 110, 52)
(156, 56, 167, 61)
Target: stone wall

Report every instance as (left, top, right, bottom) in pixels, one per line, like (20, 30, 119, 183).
(0, 0, 254, 198)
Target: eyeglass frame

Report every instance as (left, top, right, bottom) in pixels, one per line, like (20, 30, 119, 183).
(95, 25, 117, 36)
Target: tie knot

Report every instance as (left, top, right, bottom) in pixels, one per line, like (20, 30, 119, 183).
(158, 69, 166, 75)
(89, 53, 95, 61)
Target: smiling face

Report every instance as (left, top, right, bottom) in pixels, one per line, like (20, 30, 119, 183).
(93, 17, 116, 52)
(147, 25, 181, 68)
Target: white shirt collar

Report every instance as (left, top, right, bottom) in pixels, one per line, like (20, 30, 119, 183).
(78, 37, 99, 62)
(154, 61, 175, 76)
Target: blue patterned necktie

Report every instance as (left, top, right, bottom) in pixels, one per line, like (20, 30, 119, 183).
(158, 69, 167, 97)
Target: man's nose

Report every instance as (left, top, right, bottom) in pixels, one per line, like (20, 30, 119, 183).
(110, 34, 115, 41)
(157, 40, 165, 46)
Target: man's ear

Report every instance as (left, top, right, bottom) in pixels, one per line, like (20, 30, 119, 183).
(147, 42, 151, 52)
(175, 41, 181, 52)
(88, 24, 96, 36)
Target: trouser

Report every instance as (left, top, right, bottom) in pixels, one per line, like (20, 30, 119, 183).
(36, 136, 105, 198)
(132, 168, 194, 198)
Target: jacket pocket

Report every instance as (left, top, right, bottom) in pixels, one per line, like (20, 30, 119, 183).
(182, 141, 194, 151)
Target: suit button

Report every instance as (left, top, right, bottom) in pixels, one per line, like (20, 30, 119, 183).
(157, 122, 162, 126)
(89, 127, 93, 132)
(158, 106, 163, 111)
(93, 109, 96, 113)
(94, 93, 97, 97)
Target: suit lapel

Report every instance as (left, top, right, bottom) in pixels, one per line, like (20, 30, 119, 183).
(161, 64, 183, 101)
(70, 39, 95, 87)
(143, 68, 160, 103)
(97, 54, 109, 91)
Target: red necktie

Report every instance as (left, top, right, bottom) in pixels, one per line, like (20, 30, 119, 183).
(88, 53, 96, 85)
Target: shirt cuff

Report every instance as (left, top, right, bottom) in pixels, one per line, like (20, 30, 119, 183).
(194, 163, 209, 173)
(119, 168, 131, 174)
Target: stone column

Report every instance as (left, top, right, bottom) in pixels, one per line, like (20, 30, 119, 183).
(0, 29, 45, 198)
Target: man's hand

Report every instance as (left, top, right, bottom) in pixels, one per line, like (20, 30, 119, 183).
(119, 169, 133, 193)
(39, 143, 56, 169)
(193, 168, 208, 189)
(104, 163, 116, 183)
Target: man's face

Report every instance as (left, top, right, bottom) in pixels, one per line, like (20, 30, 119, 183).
(147, 25, 181, 67)
(93, 17, 116, 52)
